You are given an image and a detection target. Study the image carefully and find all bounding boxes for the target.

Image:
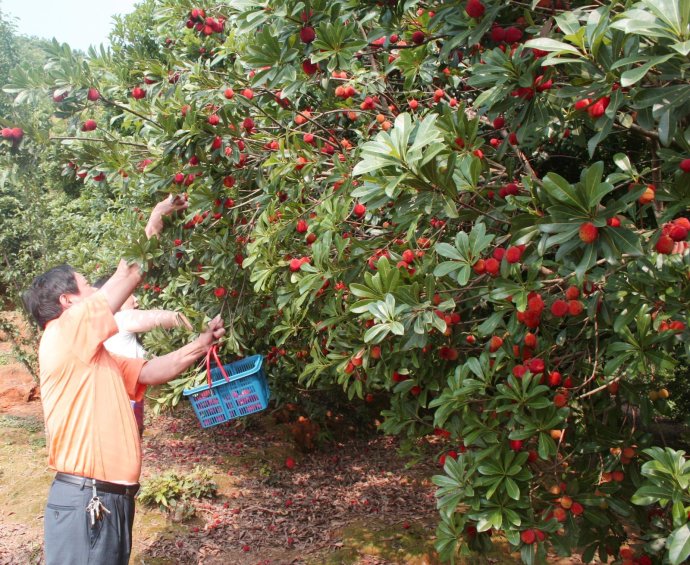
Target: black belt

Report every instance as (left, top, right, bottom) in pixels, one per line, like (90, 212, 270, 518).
(55, 472, 140, 497)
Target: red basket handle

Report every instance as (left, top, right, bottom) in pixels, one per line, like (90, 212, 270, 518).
(206, 345, 231, 388)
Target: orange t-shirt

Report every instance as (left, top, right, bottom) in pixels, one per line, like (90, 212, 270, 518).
(39, 292, 147, 484)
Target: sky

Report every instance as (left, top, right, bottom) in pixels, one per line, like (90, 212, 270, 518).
(1, 0, 140, 52)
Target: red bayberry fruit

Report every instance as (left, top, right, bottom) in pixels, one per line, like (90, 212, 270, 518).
(489, 335, 503, 352)
(300, 26, 316, 43)
(551, 300, 569, 317)
(520, 529, 536, 545)
(578, 222, 598, 244)
(411, 31, 426, 44)
(81, 119, 97, 132)
(565, 286, 580, 300)
(302, 59, 318, 75)
(131, 86, 146, 100)
(680, 159, 690, 173)
(656, 234, 674, 254)
(465, 0, 485, 18)
(87, 87, 100, 101)
(353, 203, 366, 217)
(509, 439, 523, 451)
(505, 246, 522, 264)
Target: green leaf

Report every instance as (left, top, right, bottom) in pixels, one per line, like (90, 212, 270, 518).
(668, 524, 690, 565)
(523, 38, 582, 56)
(620, 54, 676, 87)
(505, 477, 520, 500)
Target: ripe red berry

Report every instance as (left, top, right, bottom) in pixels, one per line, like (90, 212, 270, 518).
(214, 287, 227, 298)
(524, 332, 537, 348)
(587, 96, 610, 118)
(131, 86, 146, 100)
(568, 300, 584, 316)
(285, 456, 296, 469)
(87, 87, 100, 101)
(81, 119, 97, 132)
(411, 31, 426, 44)
(680, 158, 690, 173)
(489, 335, 503, 352)
(296, 219, 308, 233)
(402, 249, 415, 263)
(656, 234, 674, 254)
(578, 222, 598, 244)
(485, 258, 500, 276)
(492, 116, 505, 129)
(551, 300, 569, 318)
(574, 98, 591, 111)
(520, 529, 536, 545)
(554, 393, 568, 408)
(509, 439, 523, 451)
(490, 26, 506, 43)
(465, 0, 485, 18)
(302, 59, 319, 75)
(547, 371, 562, 387)
(300, 26, 316, 43)
(289, 258, 303, 272)
(505, 246, 522, 264)
(353, 203, 366, 217)
(669, 224, 688, 241)
(564, 286, 580, 300)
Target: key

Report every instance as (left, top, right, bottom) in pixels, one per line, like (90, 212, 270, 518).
(86, 500, 96, 527)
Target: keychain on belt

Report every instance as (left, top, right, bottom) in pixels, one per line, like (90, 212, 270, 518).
(85, 480, 111, 527)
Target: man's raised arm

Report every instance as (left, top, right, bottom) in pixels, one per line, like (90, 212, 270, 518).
(99, 194, 189, 314)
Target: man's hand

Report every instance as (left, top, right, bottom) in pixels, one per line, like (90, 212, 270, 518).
(138, 315, 226, 386)
(198, 316, 226, 351)
(145, 194, 189, 239)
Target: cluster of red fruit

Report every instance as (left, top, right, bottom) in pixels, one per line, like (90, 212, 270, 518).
(550, 285, 585, 318)
(185, 8, 225, 36)
(510, 73, 553, 101)
(173, 155, 203, 188)
(574, 95, 611, 118)
(0, 127, 23, 145)
(546, 492, 584, 525)
(437, 445, 467, 466)
(618, 546, 652, 565)
(489, 24, 523, 44)
(396, 247, 424, 275)
(486, 181, 520, 199)
(655, 216, 690, 254)
(288, 256, 311, 272)
(472, 244, 526, 277)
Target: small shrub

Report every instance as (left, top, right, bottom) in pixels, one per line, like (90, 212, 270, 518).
(138, 466, 217, 513)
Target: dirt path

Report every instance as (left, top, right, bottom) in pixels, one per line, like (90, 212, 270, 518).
(0, 399, 448, 565)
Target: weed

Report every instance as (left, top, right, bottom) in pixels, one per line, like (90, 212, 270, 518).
(138, 466, 217, 514)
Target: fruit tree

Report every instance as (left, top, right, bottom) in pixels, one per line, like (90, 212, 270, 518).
(3, 0, 690, 563)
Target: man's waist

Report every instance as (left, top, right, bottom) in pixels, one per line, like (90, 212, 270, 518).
(54, 472, 140, 497)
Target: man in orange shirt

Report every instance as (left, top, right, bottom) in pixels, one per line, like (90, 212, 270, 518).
(23, 194, 225, 565)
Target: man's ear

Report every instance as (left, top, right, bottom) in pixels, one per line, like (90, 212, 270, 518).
(58, 293, 73, 309)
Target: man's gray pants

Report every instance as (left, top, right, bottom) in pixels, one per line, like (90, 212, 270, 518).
(44, 477, 135, 564)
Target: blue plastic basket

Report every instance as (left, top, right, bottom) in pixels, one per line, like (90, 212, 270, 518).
(183, 353, 269, 428)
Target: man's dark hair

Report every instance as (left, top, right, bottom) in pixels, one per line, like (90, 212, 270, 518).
(23, 265, 78, 329)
